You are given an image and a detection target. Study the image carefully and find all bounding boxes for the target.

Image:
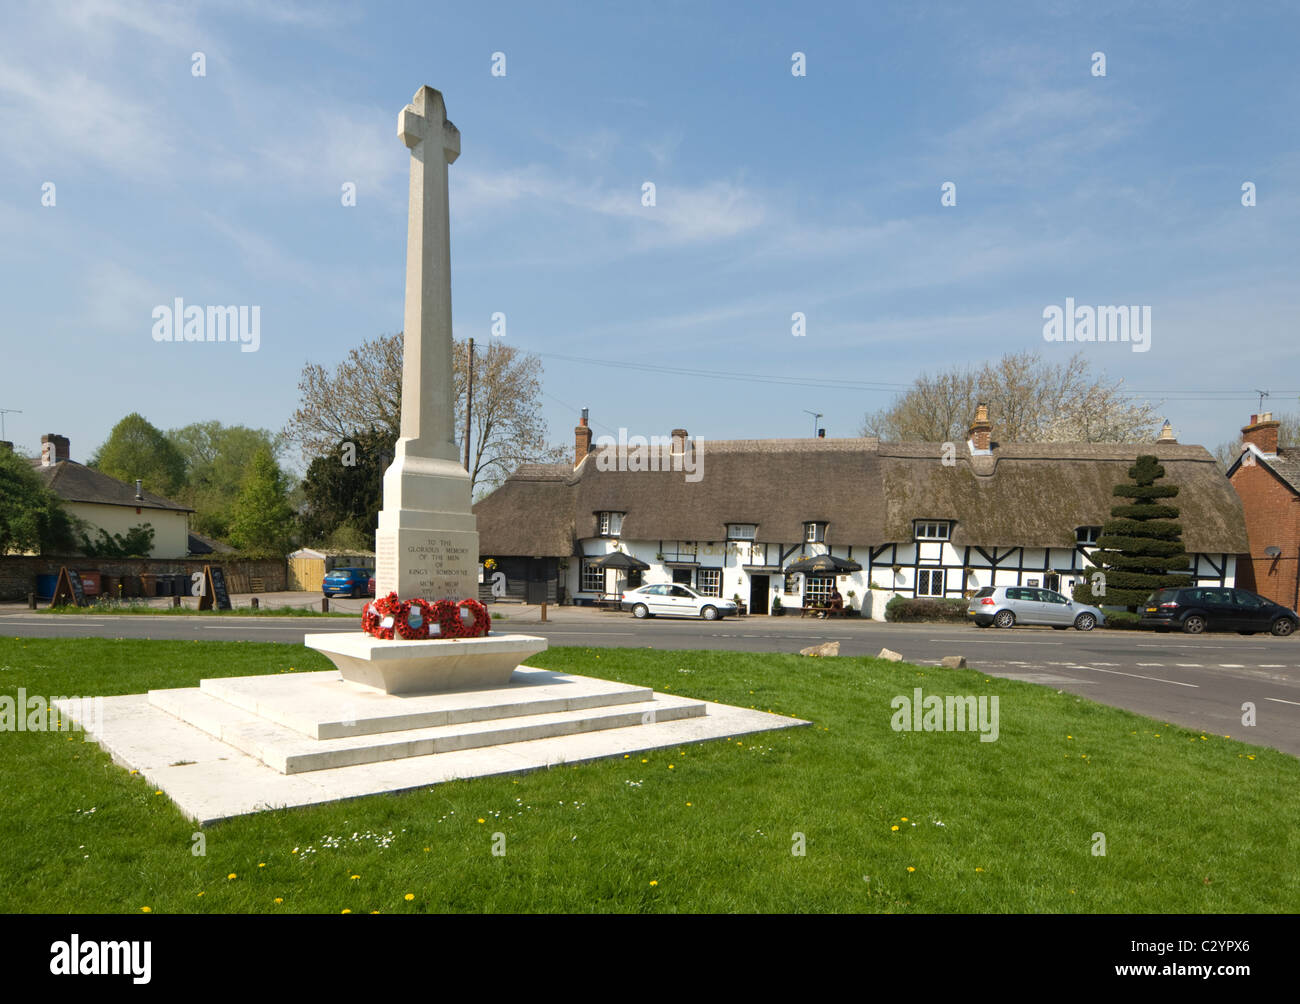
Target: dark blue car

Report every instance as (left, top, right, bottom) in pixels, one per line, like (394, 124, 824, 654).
(322, 567, 374, 598)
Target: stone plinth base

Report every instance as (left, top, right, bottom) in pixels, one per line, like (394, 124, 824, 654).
(303, 632, 548, 695)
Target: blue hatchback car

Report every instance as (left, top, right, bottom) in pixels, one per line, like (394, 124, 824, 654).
(322, 567, 374, 598)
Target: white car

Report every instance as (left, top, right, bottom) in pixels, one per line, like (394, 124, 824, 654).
(620, 583, 737, 620)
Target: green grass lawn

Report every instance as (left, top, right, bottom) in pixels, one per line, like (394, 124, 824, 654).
(0, 637, 1295, 913)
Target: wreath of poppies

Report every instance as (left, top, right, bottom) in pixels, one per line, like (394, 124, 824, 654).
(362, 593, 491, 640)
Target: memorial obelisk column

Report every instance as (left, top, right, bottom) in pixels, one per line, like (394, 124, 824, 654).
(375, 86, 479, 600)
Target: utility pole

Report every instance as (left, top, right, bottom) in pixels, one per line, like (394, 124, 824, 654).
(464, 337, 474, 474)
(0, 408, 21, 441)
(802, 409, 823, 437)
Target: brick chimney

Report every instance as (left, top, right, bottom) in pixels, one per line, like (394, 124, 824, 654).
(670, 428, 688, 456)
(574, 408, 593, 468)
(40, 434, 70, 466)
(1241, 412, 1279, 456)
(968, 403, 992, 452)
(1156, 420, 1177, 444)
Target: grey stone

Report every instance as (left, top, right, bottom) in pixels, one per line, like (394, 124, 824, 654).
(799, 641, 840, 657)
(878, 648, 903, 662)
(940, 655, 968, 669)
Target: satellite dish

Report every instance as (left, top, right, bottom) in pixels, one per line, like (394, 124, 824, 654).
(1265, 546, 1282, 558)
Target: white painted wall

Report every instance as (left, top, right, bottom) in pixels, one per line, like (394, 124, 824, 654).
(69, 502, 189, 558)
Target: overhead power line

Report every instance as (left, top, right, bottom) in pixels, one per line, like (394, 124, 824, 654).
(532, 351, 1298, 404)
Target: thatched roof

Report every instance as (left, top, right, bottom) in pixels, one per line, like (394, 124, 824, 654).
(878, 442, 1247, 552)
(472, 464, 575, 557)
(474, 437, 1248, 556)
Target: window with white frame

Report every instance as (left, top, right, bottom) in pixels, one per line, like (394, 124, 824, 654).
(597, 512, 624, 536)
(804, 522, 827, 543)
(727, 523, 757, 541)
(805, 576, 834, 603)
(696, 567, 722, 596)
(916, 568, 945, 596)
(580, 560, 605, 593)
(1075, 526, 1101, 545)
(914, 521, 951, 540)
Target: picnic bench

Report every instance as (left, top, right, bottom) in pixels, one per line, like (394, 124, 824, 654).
(800, 599, 847, 618)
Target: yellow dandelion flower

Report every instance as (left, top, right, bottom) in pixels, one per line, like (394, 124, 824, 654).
(1248, 755, 1255, 760)
(141, 906, 151, 913)
(405, 893, 415, 901)
(154, 790, 163, 795)
(227, 873, 237, 880)
(686, 802, 692, 807)
(901, 817, 907, 822)
(668, 764, 675, 769)
(649, 880, 658, 886)
(975, 868, 984, 873)
(641, 759, 648, 763)
(478, 818, 485, 823)
(197, 892, 205, 897)
(258, 862, 266, 868)
(274, 897, 283, 904)
(341, 909, 351, 914)
(891, 826, 899, 832)
(350, 874, 360, 880)
(906, 867, 915, 873)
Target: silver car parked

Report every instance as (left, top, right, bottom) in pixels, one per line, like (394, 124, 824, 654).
(967, 586, 1105, 631)
(620, 583, 738, 620)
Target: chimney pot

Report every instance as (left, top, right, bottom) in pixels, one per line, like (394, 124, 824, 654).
(1242, 412, 1280, 456)
(671, 428, 688, 455)
(574, 410, 593, 467)
(968, 403, 992, 452)
(40, 434, 69, 466)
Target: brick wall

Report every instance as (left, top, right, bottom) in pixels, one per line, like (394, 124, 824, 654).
(0, 556, 287, 601)
(1228, 461, 1300, 608)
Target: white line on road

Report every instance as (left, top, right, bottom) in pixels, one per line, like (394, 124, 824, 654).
(1218, 664, 1245, 668)
(1077, 666, 1199, 688)
(1136, 663, 1165, 667)
(1264, 697, 1300, 707)
(1175, 664, 1204, 668)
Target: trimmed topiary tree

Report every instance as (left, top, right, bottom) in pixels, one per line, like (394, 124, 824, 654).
(1073, 454, 1193, 611)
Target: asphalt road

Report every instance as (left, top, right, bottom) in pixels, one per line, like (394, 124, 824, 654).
(2, 607, 1296, 755)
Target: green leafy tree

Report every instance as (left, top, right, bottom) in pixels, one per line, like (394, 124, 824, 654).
(228, 448, 295, 557)
(0, 447, 78, 554)
(167, 421, 286, 539)
(91, 413, 187, 497)
(297, 429, 391, 545)
(1073, 455, 1193, 611)
(80, 523, 155, 558)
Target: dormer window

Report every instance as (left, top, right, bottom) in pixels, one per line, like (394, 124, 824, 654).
(1075, 526, 1101, 545)
(727, 524, 757, 541)
(914, 521, 951, 541)
(598, 512, 624, 537)
(804, 522, 827, 543)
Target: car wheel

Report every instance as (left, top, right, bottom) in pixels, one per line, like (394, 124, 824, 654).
(1181, 614, 1206, 635)
(1074, 613, 1096, 632)
(1271, 618, 1296, 638)
(993, 610, 1015, 629)
(632, 604, 649, 619)
(701, 605, 719, 621)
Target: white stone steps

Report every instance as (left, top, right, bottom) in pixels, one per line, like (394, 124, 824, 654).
(197, 668, 655, 739)
(149, 687, 706, 774)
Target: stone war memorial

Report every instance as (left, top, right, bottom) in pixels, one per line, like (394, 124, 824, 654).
(57, 86, 805, 825)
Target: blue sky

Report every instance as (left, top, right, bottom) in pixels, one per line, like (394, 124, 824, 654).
(2, 0, 1297, 469)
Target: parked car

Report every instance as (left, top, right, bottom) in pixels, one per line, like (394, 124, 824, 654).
(620, 583, 738, 620)
(1138, 586, 1298, 636)
(967, 586, 1105, 631)
(322, 567, 374, 598)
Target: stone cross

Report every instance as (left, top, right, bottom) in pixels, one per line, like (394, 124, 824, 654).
(374, 86, 479, 601)
(397, 85, 461, 462)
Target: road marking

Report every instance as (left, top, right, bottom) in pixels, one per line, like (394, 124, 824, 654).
(1264, 697, 1300, 707)
(1077, 666, 1199, 688)
(1218, 664, 1245, 668)
(1258, 664, 1287, 668)
(927, 638, 1062, 645)
(1136, 663, 1165, 667)
(1092, 662, 1119, 666)
(1175, 664, 1203, 668)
